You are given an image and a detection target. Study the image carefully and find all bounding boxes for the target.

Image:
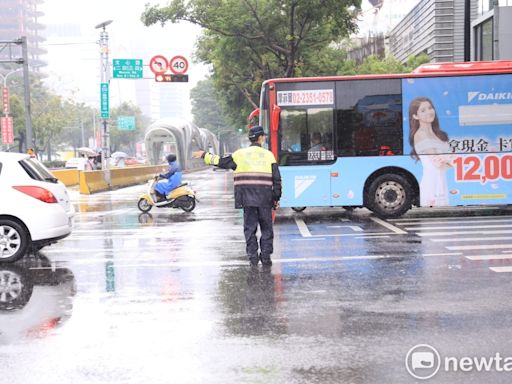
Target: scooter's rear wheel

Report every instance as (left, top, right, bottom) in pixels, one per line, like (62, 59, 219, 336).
(137, 198, 152, 213)
(180, 197, 196, 212)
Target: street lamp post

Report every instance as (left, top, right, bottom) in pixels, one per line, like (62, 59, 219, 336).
(0, 68, 22, 91)
(95, 20, 113, 185)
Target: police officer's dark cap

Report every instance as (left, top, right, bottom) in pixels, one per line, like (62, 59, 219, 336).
(248, 126, 266, 140)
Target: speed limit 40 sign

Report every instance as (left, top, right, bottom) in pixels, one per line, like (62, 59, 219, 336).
(169, 56, 189, 75)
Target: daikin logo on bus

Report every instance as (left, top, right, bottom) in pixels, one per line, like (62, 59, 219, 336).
(294, 175, 316, 199)
(467, 91, 512, 102)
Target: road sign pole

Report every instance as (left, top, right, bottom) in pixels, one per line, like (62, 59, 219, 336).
(96, 20, 112, 186)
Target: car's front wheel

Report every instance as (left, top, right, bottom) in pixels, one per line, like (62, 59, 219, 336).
(0, 219, 30, 263)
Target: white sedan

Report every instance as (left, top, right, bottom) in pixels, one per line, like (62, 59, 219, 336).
(0, 152, 75, 263)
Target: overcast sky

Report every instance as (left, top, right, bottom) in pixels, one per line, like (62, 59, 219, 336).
(38, 0, 418, 117)
(40, 0, 209, 116)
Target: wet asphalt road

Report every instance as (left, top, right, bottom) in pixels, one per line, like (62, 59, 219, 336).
(2, 168, 512, 384)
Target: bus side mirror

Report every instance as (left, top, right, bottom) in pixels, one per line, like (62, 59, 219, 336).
(271, 104, 281, 133)
(247, 108, 260, 129)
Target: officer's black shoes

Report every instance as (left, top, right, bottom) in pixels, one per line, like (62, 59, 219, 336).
(249, 256, 259, 267)
(260, 254, 272, 267)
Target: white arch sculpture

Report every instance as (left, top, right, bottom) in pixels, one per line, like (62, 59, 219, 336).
(144, 117, 219, 170)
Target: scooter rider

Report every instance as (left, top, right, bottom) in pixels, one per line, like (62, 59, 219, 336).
(192, 126, 282, 267)
(154, 154, 182, 201)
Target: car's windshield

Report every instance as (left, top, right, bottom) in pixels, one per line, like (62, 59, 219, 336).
(19, 157, 58, 183)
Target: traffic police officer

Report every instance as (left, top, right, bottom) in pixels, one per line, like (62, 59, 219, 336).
(193, 126, 282, 266)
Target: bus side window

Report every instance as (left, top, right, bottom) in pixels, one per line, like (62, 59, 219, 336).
(279, 108, 335, 165)
(335, 79, 403, 157)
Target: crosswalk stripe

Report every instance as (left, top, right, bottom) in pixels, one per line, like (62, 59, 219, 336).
(370, 217, 407, 234)
(405, 224, 511, 230)
(446, 244, 512, 251)
(430, 236, 512, 242)
(489, 266, 512, 273)
(396, 218, 512, 226)
(465, 254, 512, 260)
(389, 213, 512, 222)
(416, 230, 512, 236)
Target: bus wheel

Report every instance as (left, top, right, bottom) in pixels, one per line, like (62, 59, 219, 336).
(291, 207, 306, 212)
(367, 174, 412, 218)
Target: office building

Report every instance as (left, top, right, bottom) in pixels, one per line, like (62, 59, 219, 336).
(0, 0, 46, 72)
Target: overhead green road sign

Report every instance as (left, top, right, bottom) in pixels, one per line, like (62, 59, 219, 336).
(113, 59, 143, 79)
(117, 116, 136, 130)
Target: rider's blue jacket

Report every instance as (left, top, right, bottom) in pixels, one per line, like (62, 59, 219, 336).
(155, 160, 182, 195)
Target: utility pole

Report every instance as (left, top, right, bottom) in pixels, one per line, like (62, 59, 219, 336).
(95, 20, 113, 185)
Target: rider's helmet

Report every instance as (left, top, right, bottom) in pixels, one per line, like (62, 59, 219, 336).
(166, 154, 177, 163)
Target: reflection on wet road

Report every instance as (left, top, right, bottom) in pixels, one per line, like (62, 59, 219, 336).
(3, 169, 512, 384)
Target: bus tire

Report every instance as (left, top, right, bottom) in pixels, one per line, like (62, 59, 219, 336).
(367, 174, 412, 218)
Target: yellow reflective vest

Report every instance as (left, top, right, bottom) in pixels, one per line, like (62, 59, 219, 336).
(203, 144, 281, 208)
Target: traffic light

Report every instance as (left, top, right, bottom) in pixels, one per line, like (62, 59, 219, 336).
(154, 74, 189, 82)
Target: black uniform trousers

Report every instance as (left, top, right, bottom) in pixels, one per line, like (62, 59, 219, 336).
(243, 206, 273, 259)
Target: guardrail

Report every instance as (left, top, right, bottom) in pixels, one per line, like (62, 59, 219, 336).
(51, 165, 168, 194)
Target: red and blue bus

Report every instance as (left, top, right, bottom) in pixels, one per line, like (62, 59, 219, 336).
(253, 60, 512, 218)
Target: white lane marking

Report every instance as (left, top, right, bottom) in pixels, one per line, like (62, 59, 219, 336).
(41, 253, 462, 268)
(321, 232, 397, 237)
(466, 254, 512, 261)
(430, 236, 512, 242)
(405, 224, 511, 231)
(396, 218, 512, 226)
(294, 217, 312, 237)
(355, 235, 390, 239)
(291, 238, 326, 241)
(327, 225, 363, 231)
(294, 217, 400, 238)
(370, 217, 407, 234)
(446, 244, 512, 251)
(489, 266, 512, 273)
(77, 210, 135, 218)
(389, 212, 512, 222)
(423, 252, 463, 257)
(417, 230, 512, 236)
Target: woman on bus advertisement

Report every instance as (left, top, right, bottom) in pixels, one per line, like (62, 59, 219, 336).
(408, 96, 454, 206)
(403, 75, 512, 207)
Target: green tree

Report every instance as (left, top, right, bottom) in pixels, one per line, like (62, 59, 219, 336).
(141, 0, 361, 126)
(190, 78, 233, 133)
(337, 53, 431, 76)
(6, 75, 74, 158)
(109, 102, 149, 155)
